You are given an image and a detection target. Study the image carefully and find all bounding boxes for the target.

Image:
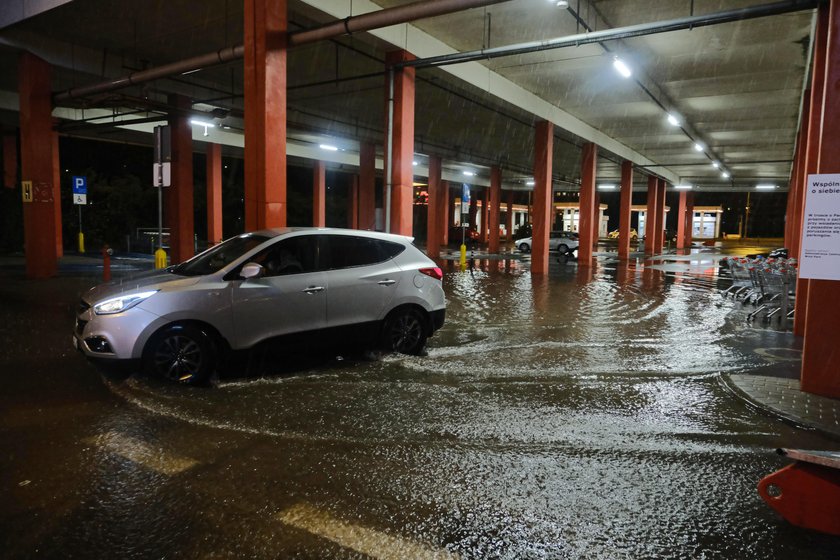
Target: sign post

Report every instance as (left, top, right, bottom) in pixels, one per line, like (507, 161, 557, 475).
(72, 176, 87, 253)
(460, 183, 470, 270)
(153, 125, 171, 269)
(800, 174, 840, 281)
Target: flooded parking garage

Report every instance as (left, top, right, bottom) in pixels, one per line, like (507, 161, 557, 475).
(1, 251, 839, 559)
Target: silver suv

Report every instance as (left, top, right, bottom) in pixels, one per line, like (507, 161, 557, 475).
(517, 231, 579, 254)
(73, 228, 446, 384)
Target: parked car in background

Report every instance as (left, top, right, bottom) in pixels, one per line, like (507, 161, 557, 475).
(448, 226, 480, 246)
(74, 228, 446, 384)
(608, 228, 638, 240)
(517, 231, 579, 254)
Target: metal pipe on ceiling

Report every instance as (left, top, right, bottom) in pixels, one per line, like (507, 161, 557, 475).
(396, 0, 821, 69)
(53, 0, 511, 103)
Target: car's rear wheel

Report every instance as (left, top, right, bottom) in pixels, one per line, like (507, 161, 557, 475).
(518, 243, 530, 253)
(144, 324, 216, 385)
(382, 308, 427, 355)
(558, 243, 569, 254)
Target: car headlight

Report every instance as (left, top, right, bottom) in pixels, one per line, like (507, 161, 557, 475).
(93, 290, 159, 315)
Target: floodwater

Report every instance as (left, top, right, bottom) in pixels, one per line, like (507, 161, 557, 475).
(2, 252, 838, 559)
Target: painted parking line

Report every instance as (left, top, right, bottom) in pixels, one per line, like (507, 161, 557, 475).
(86, 431, 198, 475)
(276, 503, 459, 560)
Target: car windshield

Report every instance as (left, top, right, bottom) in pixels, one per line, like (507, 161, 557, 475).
(171, 234, 270, 277)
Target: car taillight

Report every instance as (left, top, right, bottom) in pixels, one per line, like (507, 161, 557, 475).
(419, 267, 443, 281)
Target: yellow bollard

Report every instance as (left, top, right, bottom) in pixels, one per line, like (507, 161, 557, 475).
(77, 232, 85, 254)
(154, 248, 168, 269)
(459, 244, 467, 272)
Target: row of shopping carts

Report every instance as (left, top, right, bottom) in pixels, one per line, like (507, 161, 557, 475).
(721, 256, 797, 329)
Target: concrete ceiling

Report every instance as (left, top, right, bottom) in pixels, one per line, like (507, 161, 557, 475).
(0, 0, 815, 193)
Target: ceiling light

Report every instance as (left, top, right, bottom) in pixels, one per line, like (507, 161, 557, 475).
(693, 142, 704, 152)
(756, 184, 778, 190)
(721, 171, 731, 179)
(612, 57, 632, 79)
(319, 144, 339, 151)
(667, 113, 680, 127)
(189, 119, 215, 128)
(463, 170, 475, 177)
(526, 180, 535, 186)
(598, 184, 616, 190)
(712, 161, 720, 168)
(555, 0, 570, 7)
(412, 161, 418, 166)
(674, 184, 693, 190)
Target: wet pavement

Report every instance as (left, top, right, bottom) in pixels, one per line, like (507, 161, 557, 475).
(1, 247, 839, 559)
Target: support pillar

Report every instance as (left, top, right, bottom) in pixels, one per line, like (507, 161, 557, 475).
(676, 191, 688, 250)
(488, 167, 501, 253)
(348, 175, 359, 229)
(385, 50, 415, 236)
(313, 160, 326, 227)
(685, 192, 694, 246)
(441, 182, 450, 246)
(18, 53, 59, 278)
(800, 0, 840, 398)
(469, 191, 478, 231)
(578, 142, 597, 266)
(531, 121, 554, 274)
(618, 161, 633, 260)
(480, 188, 489, 243)
(644, 176, 659, 255)
(358, 142, 376, 230)
(206, 143, 223, 245)
(654, 180, 667, 253)
(52, 126, 62, 257)
(426, 155, 443, 258)
(166, 94, 194, 264)
(244, 0, 287, 231)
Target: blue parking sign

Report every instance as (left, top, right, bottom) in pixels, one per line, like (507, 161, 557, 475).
(71, 176, 87, 195)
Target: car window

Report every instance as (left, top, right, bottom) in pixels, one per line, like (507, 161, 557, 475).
(319, 235, 404, 270)
(249, 235, 318, 277)
(172, 234, 270, 277)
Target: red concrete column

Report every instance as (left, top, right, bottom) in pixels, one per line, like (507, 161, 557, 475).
(654, 180, 667, 253)
(488, 167, 502, 253)
(784, 99, 807, 250)
(480, 188, 489, 243)
(800, 0, 840, 397)
(794, 6, 828, 336)
(52, 127, 62, 257)
(685, 192, 694, 246)
(3, 133, 17, 188)
(385, 50, 415, 236)
(358, 142, 376, 230)
(676, 191, 688, 250)
(18, 53, 58, 278)
(348, 175, 359, 229)
(469, 191, 477, 230)
(166, 94, 194, 264)
(505, 191, 514, 240)
(426, 155, 442, 258)
(206, 143, 223, 245)
(244, 0, 287, 231)
(592, 191, 600, 242)
(644, 176, 659, 255)
(578, 142, 597, 266)
(531, 121, 554, 275)
(618, 161, 633, 259)
(313, 160, 326, 227)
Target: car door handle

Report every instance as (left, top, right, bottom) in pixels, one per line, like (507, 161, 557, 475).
(303, 286, 325, 294)
(377, 279, 396, 286)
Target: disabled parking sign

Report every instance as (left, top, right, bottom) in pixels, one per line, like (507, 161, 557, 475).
(72, 176, 87, 205)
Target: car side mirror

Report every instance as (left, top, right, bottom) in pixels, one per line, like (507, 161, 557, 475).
(240, 262, 264, 280)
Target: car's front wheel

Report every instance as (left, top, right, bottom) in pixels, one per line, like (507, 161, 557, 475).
(144, 324, 216, 384)
(382, 308, 427, 355)
(518, 243, 530, 253)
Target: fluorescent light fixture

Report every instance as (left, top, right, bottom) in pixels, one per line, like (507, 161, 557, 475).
(674, 184, 693, 190)
(721, 171, 731, 179)
(319, 144, 339, 151)
(598, 184, 616, 190)
(693, 142, 704, 152)
(526, 180, 535, 186)
(712, 161, 720, 168)
(463, 170, 475, 177)
(756, 184, 778, 190)
(555, 0, 569, 7)
(612, 57, 632, 78)
(667, 113, 680, 127)
(189, 119, 215, 128)
(412, 161, 418, 166)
